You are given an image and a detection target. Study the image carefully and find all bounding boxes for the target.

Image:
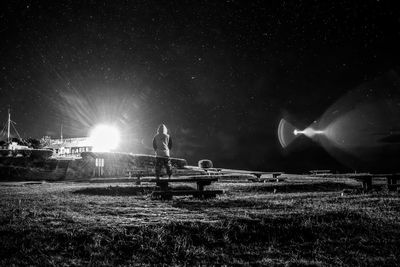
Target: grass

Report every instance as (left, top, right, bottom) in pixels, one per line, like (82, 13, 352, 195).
(0, 176, 400, 266)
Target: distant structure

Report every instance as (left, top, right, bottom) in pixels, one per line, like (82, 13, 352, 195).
(309, 170, 332, 175)
(0, 141, 30, 151)
(42, 136, 92, 158)
(0, 108, 33, 151)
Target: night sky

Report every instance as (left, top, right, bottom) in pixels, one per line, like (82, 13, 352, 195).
(1, 0, 400, 172)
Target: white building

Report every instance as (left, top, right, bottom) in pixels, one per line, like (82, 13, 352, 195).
(42, 136, 92, 157)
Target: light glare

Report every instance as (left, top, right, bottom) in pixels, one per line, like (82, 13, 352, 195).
(89, 124, 120, 152)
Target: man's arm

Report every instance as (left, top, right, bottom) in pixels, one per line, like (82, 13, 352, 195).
(168, 136, 172, 150)
(152, 137, 157, 151)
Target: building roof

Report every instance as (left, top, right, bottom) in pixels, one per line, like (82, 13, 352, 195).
(45, 137, 92, 149)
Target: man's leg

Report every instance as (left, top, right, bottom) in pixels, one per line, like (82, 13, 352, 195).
(155, 157, 162, 179)
(165, 157, 172, 178)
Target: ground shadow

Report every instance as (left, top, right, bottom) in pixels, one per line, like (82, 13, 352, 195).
(235, 181, 360, 193)
(73, 184, 195, 196)
(172, 198, 292, 210)
(73, 186, 155, 196)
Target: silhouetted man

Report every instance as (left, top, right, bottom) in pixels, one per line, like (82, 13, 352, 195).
(152, 124, 172, 179)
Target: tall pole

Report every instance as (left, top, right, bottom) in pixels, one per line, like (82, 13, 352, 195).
(60, 123, 63, 142)
(7, 107, 10, 143)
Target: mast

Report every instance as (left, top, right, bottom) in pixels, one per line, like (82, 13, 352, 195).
(60, 124, 63, 142)
(7, 107, 10, 143)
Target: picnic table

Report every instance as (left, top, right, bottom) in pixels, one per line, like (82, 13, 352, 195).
(198, 167, 284, 182)
(248, 172, 285, 182)
(318, 173, 400, 192)
(337, 173, 400, 192)
(152, 176, 223, 200)
(386, 174, 400, 191)
(149, 176, 223, 200)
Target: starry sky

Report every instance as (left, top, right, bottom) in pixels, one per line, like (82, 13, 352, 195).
(1, 0, 400, 172)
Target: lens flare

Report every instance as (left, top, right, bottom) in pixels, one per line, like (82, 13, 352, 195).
(279, 72, 400, 172)
(278, 119, 298, 148)
(89, 124, 120, 152)
(278, 118, 327, 148)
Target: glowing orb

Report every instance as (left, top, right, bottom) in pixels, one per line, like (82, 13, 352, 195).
(89, 124, 120, 152)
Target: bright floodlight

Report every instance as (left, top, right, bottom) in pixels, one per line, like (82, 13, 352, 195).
(294, 127, 325, 137)
(89, 124, 120, 152)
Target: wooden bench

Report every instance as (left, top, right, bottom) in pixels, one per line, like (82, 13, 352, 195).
(202, 168, 283, 179)
(248, 172, 284, 182)
(310, 170, 331, 175)
(354, 174, 400, 192)
(352, 175, 373, 192)
(150, 176, 223, 200)
(263, 177, 286, 183)
(126, 169, 152, 178)
(384, 174, 400, 192)
(326, 173, 400, 192)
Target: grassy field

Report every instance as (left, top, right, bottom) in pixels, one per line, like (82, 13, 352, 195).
(1, 176, 400, 266)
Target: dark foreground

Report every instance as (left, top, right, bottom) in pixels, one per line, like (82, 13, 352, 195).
(1, 176, 400, 266)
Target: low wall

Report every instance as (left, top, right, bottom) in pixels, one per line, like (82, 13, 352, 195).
(0, 157, 70, 181)
(66, 152, 188, 180)
(0, 152, 190, 181)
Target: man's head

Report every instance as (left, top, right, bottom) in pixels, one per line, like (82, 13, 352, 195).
(157, 124, 168, 134)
